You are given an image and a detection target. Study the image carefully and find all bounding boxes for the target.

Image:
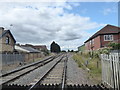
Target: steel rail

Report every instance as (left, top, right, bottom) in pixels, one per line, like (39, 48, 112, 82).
(61, 55, 68, 90)
(1, 58, 54, 85)
(28, 55, 65, 90)
(0, 56, 55, 78)
(1, 55, 61, 85)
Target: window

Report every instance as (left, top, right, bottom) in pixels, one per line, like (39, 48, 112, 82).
(92, 39, 94, 44)
(6, 36, 10, 44)
(104, 35, 113, 41)
(90, 40, 92, 45)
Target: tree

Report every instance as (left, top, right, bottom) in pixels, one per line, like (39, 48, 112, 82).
(68, 49, 70, 52)
(61, 50, 66, 52)
(50, 41, 61, 53)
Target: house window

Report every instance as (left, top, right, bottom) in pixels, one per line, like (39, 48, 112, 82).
(92, 39, 94, 44)
(6, 36, 10, 44)
(90, 40, 92, 45)
(104, 35, 113, 41)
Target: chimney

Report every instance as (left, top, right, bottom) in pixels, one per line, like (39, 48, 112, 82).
(0, 27, 4, 35)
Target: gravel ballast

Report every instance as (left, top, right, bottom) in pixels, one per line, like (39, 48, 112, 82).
(8, 55, 63, 85)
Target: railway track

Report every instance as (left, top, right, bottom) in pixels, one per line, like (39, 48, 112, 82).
(2, 84, 110, 90)
(0, 54, 62, 85)
(40, 57, 66, 85)
(1, 53, 110, 90)
(28, 54, 68, 90)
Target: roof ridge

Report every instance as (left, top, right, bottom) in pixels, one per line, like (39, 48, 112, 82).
(0, 30, 16, 43)
(107, 24, 120, 28)
(84, 24, 120, 43)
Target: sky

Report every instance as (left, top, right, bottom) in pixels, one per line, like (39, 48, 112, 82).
(0, 1, 119, 50)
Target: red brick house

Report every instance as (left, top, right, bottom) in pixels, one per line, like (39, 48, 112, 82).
(84, 24, 120, 51)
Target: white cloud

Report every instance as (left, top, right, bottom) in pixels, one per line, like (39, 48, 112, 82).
(103, 6, 118, 15)
(103, 8, 112, 15)
(0, 2, 104, 50)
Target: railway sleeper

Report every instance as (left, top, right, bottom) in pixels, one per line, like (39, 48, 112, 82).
(1, 84, 111, 90)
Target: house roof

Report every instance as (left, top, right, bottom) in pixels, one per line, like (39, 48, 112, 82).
(15, 45, 30, 53)
(0, 27, 4, 29)
(33, 45, 47, 50)
(78, 44, 85, 48)
(84, 24, 120, 43)
(0, 29, 16, 43)
(21, 46, 40, 53)
(15, 45, 41, 53)
(20, 44, 48, 51)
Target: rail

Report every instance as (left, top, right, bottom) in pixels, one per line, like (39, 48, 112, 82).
(0, 56, 54, 78)
(28, 55, 65, 90)
(61, 55, 68, 90)
(0, 54, 63, 85)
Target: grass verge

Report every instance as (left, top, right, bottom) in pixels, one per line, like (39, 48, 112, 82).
(73, 53, 102, 84)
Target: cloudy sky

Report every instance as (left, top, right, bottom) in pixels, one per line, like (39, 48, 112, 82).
(0, 1, 118, 50)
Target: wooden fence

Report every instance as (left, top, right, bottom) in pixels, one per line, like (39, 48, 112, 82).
(101, 52, 120, 90)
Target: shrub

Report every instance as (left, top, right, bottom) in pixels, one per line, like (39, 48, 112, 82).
(108, 42, 120, 50)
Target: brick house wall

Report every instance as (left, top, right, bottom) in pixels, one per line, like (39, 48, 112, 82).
(113, 33, 120, 43)
(0, 32, 15, 52)
(93, 36, 101, 50)
(85, 34, 120, 51)
(84, 25, 120, 51)
(100, 34, 120, 47)
(119, 33, 120, 43)
(85, 36, 101, 51)
(85, 41, 90, 51)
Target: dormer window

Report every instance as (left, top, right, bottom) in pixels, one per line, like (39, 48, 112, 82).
(104, 35, 113, 41)
(6, 36, 10, 44)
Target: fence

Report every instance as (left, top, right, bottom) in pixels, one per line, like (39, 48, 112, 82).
(0, 52, 45, 65)
(101, 52, 120, 90)
(1, 53, 25, 65)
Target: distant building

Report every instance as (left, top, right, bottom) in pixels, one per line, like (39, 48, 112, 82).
(15, 45, 40, 53)
(84, 24, 120, 51)
(19, 44, 48, 54)
(0, 27, 16, 53)
(15, 45, 43, 62)
(78, 44, 85, 52)
(21, 44, 48, 52)
(33, 45, 48, 52)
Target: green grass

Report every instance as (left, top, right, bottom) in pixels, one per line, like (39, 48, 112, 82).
(73, 53, 102, 84)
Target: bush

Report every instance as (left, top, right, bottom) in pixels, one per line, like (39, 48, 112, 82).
(108, 42, 120, 50)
